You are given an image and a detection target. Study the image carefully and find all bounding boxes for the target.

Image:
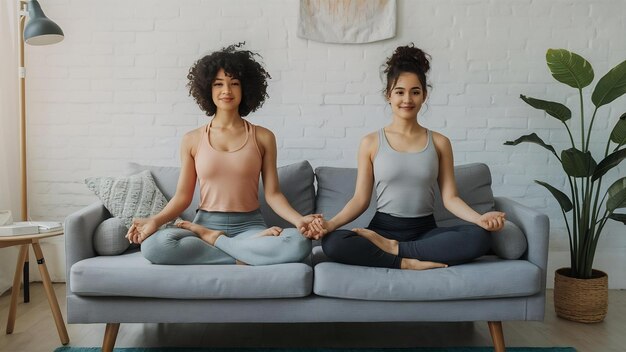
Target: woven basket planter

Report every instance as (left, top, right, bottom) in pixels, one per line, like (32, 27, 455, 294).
(554, 267, 608, 323)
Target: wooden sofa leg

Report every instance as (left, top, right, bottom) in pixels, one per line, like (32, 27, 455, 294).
(102, 323, 120, 352)
(488, 321, 505, 352)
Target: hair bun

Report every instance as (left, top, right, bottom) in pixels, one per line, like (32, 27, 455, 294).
(382, 43, 431, 98)
(385, 43, 430, 74)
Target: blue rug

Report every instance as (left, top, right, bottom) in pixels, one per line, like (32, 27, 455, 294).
(54, 347, 576, 352)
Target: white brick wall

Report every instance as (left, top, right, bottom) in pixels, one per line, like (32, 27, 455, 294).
(9, 0, 626, 288)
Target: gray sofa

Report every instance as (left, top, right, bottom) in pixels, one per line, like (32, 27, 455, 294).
(64, 161, 549, 352)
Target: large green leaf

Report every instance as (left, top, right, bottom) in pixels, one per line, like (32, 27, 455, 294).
(607, 177, 626, 212)
(592, 59, 626, 107)
(608, 213, 626, 224)
(546, 49, 594, 89)
(561, 148, 597, 177)
(535, 180, 573, 212)
(592, 148, 626, 181)
(504, 133, 558, 158)
(610, 112, 626, 146)
(520, 95, 572, 122)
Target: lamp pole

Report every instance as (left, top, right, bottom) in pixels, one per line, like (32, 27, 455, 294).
(18, 0, 28, 222)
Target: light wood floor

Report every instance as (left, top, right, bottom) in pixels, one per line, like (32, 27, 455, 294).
(0, 284, 624, 352)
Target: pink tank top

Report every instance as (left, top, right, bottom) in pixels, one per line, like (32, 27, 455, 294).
(195, 120, 263, 212)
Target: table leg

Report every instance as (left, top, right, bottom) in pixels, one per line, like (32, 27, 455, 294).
(6, 245, 29, 334)
(31, 242, 70, 345)
(23, 248, 29, 303)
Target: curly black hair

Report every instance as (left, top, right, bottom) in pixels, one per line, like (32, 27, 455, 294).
(383, 43, 431, 98)
(187, 43, 271, 117)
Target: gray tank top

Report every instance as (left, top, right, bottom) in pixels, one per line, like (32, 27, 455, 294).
(373, 128, 439, 218)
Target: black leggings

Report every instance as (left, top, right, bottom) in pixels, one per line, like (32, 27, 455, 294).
(322, 212, 491, 269)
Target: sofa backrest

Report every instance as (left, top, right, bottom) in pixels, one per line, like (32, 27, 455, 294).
(314, 162, 495, 228)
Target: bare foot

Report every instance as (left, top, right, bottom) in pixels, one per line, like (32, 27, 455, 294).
(255, 226, 283, 237)
(352, 228, 399, 255)
(351, 228, 448, 270)
(176, 220, 224, 246)
(401, 258, 448, 270)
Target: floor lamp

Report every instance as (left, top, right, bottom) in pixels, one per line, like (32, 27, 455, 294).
(17, 0, 63, 303)
(18, 0, 64, 222)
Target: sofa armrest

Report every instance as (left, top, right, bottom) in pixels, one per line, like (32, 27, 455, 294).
(64, 201, 110, 294)
(494, 197, 550, 271)
(495, 197, 550, 320)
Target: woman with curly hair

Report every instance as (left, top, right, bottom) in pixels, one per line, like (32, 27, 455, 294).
(126, 43, 314, 265)
(306, 44, 506, 270)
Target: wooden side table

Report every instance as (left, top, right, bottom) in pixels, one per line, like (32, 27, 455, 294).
(0, 230, 69, 345)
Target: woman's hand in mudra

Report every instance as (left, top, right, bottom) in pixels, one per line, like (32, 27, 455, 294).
(126, 218, 159, 244)
(477, 211, 506, 232)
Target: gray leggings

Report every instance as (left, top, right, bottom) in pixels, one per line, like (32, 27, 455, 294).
(141, 209, 311, 265)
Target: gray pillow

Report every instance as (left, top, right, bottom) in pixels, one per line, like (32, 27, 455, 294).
(491, 220, 528, 259)
(85, 170, 170, 229)
(259, 160, 316, 228)
(93, 217, 132, 256)
(126, 163, 200, 221)
(314, 167, 377, 230)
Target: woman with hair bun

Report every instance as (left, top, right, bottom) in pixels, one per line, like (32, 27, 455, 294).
(307, 44, 505, 270)
(126, 43, 315, 266)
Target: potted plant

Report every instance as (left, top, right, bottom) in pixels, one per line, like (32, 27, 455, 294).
(505, 49, 626, 323)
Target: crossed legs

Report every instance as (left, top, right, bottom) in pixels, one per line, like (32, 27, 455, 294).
(351, 228, 448, 270)
(173, 220, 310, 266)
(322, 224, 490, 270)
(176, 220, 281, 246)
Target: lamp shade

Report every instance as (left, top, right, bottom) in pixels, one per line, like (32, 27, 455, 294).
(24, 0, 64, 45)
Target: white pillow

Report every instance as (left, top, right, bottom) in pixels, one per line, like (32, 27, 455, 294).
(85, 170, 170, 229)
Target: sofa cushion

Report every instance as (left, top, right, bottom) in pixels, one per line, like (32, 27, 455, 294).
(70, 251, 313, 299)
(314, 256, 541, 301)
(433, 163, 495, 226)
(314, 167, 377, 230)
(128, 161, 315, 226)
(85, 170, 172, 229)
(259, 160, 316, 228)
(127, 163, 201, 221)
